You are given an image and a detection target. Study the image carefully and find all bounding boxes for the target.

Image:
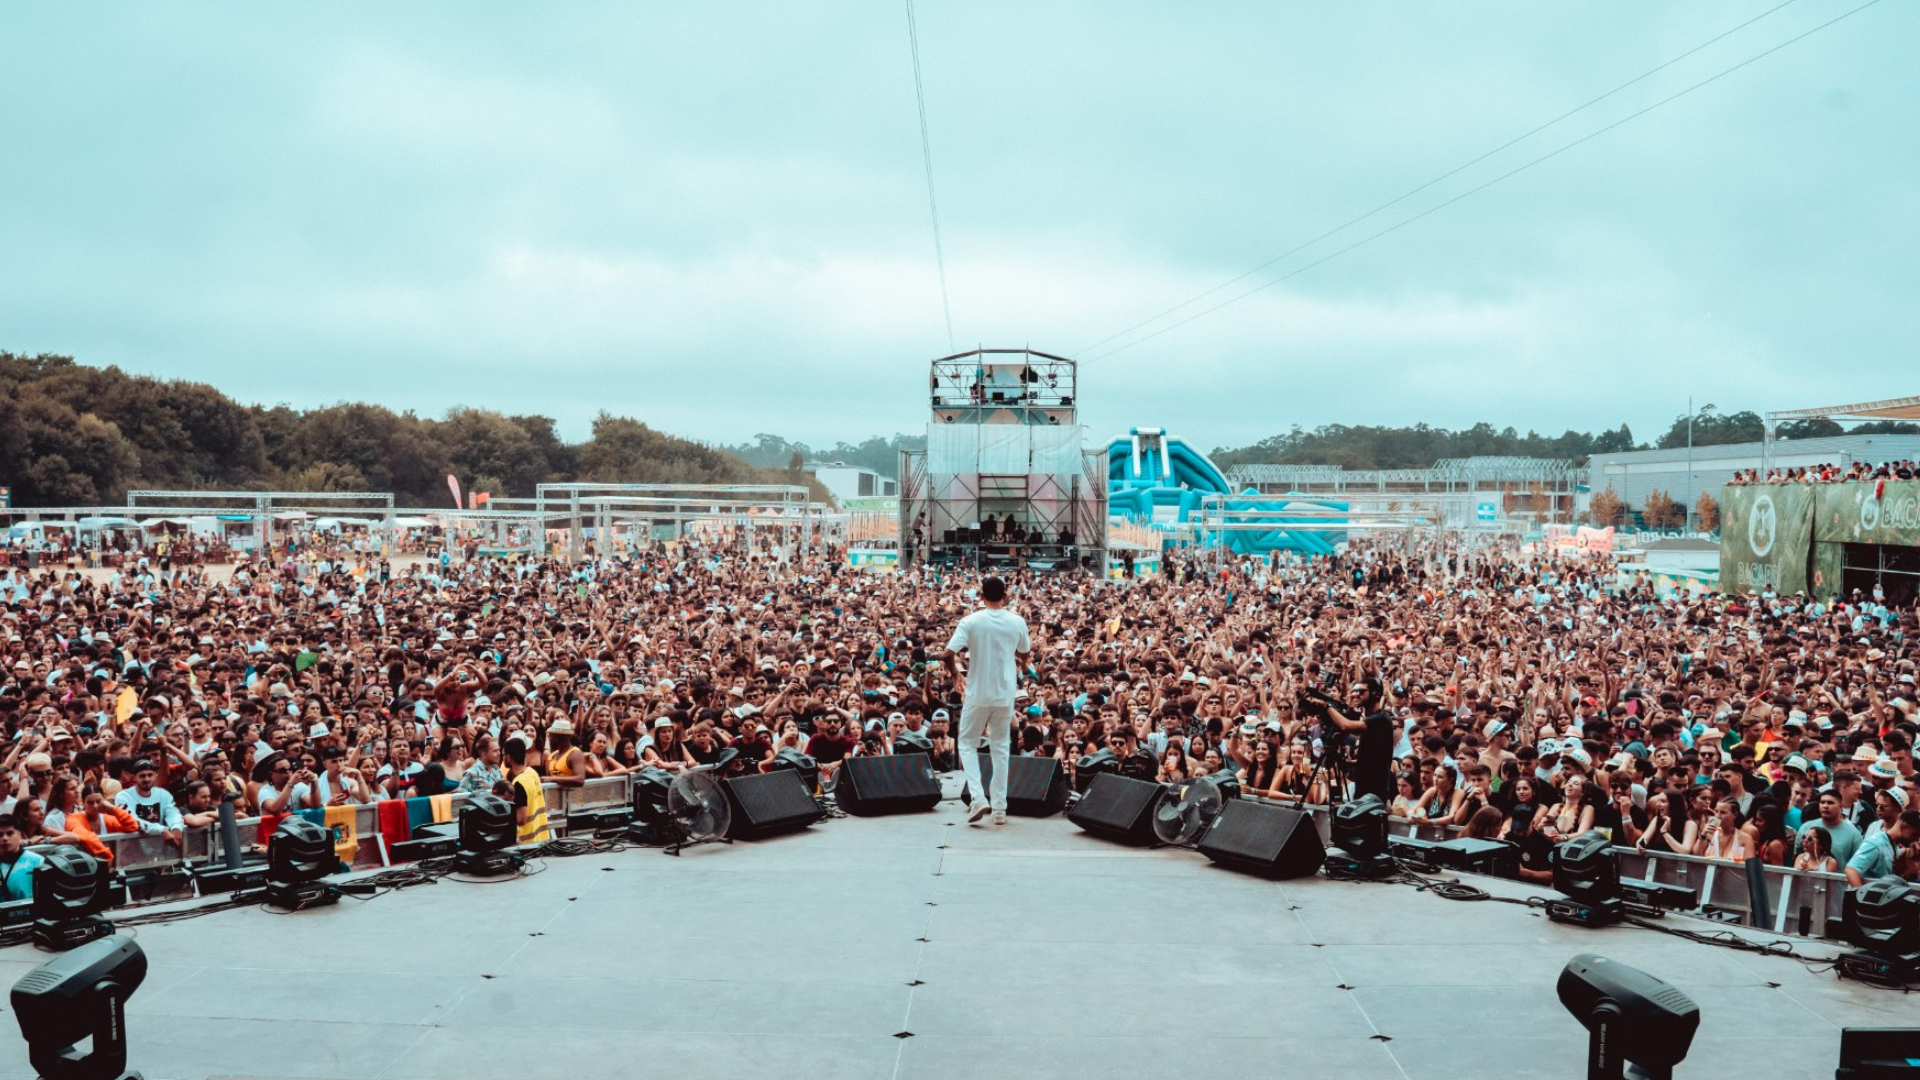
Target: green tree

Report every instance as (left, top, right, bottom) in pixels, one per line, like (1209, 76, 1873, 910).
(287, 404, 450, 504)
(1654, 410, 1764, 450)
(439, 408, 542, 496)
(1591, 424, 1637, 454)
(1774, 417, 1845, 440)
(0, 390, 140, 504)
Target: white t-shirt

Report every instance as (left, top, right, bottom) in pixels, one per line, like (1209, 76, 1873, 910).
(946, 607, 1031, 708)
(258, 781, 313, 812)
(115, 786, 184, 832)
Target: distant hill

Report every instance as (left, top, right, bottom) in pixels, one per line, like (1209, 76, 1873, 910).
(0, 352, 823, 508)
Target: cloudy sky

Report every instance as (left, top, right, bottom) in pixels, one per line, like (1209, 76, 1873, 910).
(2, 1, 1914, 452)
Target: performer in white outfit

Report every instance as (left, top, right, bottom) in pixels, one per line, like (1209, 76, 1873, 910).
(944, 575, 1032, 825)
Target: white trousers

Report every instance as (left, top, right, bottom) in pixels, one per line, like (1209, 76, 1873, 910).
(958, 701, 1014, 811)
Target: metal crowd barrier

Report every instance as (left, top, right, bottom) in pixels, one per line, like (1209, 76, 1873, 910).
(1277, 802, 1853, 940)
(84, 775, 638, 888)
(65, 777, 1858, 942)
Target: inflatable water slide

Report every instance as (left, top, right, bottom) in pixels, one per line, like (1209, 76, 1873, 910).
(1105, 428, 1345, 556)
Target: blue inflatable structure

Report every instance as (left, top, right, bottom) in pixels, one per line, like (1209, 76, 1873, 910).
(1106, 428, 1345, 556)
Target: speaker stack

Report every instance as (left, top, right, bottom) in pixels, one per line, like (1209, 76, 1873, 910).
(1067, 773, 1166, 846)
(1195, 800, 1326, 879)
(836, 754, 942, 816)
(720, 770, 825, 840)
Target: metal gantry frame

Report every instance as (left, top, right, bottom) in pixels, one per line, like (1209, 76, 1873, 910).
(1189, 492, 1432, 544)
(1762, 393, 1920, 477)
(533, 483, 814, 560)
(104, 490, 397, 551)
(1225, 457, 1578, 526)
(929, 347, 1077, 415)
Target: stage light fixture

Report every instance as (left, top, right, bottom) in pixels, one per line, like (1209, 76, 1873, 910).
(769, 748, 821, 792)
(1205, 766, 1242, 802)
(390, 820, 459, 862)
(454, 793, 521, 876)
(1072, 748, 1119, 793)
(1839, 880, 1920, 984)
(11, 933, 148, 1080)
(628, 766, 678, 845)
(1548, 833, 1622, 928)
(1619, 877, 1696, 914)
(1557, 954, 1698, 1080)
(264, 817, 341, 910)
(892, 731, 934, 757)
(1327, 794, 1394, 877)
(31, 849, 115, 951)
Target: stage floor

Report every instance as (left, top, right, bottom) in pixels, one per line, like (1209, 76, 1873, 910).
(0, 782, 1905, 1080)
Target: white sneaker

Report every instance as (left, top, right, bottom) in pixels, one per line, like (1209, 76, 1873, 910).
(991, 811, 1007, 825)
(967, 802, 992, 825)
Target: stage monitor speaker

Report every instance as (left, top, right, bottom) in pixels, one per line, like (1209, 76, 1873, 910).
(836, 755, 941, 816)
(1196, 800, 1325, 879)
(1837, 1027, 1920, 1079)
(721, 770, 823, 840)
(1068, 773, 1166, 845)
(973, 755, 1071, 817)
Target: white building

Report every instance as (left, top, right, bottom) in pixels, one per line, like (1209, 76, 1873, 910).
(803, 462, 898, 506)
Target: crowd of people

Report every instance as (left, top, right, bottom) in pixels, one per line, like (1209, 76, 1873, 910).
(0, 527, 1916, 902)
(1729, 458, 1918, 485)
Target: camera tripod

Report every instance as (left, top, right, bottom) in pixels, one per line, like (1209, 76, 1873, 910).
(1291, 732, 1356, 812)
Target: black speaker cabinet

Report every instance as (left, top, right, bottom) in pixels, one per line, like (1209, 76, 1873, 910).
(836, 754, 942, 816)
(974, 755, 1071, 817)
(1068, 773, 1166, 845)
(721, 770, 824, 840)
(1196, 800, 1325, 879)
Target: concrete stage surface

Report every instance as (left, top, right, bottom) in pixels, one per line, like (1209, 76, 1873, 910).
(0, 790, 1904, 1080)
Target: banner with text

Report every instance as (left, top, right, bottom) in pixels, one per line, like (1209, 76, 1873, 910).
(1719, 484, 1812, 595)
(1815, 480, 1920, 548)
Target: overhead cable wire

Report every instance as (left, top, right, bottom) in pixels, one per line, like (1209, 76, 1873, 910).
(1075, 0, 1804, 358)
(906, 0, 956, 351)
(1080, 0, 1883, 362)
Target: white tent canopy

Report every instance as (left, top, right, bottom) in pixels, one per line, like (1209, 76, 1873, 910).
(1768, 394, 1920, 424)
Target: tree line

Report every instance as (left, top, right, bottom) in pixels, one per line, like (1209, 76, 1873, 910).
(0, 353, 820, 508)
(718, 432, 925, 479)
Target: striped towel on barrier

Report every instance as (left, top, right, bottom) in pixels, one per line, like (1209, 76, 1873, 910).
(255, 813, 288, 847)
(324, 804, 360, 865)
(429, 793, 455, 824)
(404, 796, 435, 835)
(376, 799, 412, 850)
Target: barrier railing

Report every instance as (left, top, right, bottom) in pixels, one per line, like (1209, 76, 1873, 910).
(80, 775, 637, 890)
(1273, 801, 1853, 940)
(55, 778, 1861, 942)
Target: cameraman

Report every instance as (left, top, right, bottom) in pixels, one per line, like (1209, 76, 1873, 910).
(1308, 676, 1395, 804)
(1107, 726, 1158, 783)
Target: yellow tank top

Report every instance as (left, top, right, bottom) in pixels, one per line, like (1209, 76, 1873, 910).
(548, 747, 575, 778)
(512, 767, 550, 844)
